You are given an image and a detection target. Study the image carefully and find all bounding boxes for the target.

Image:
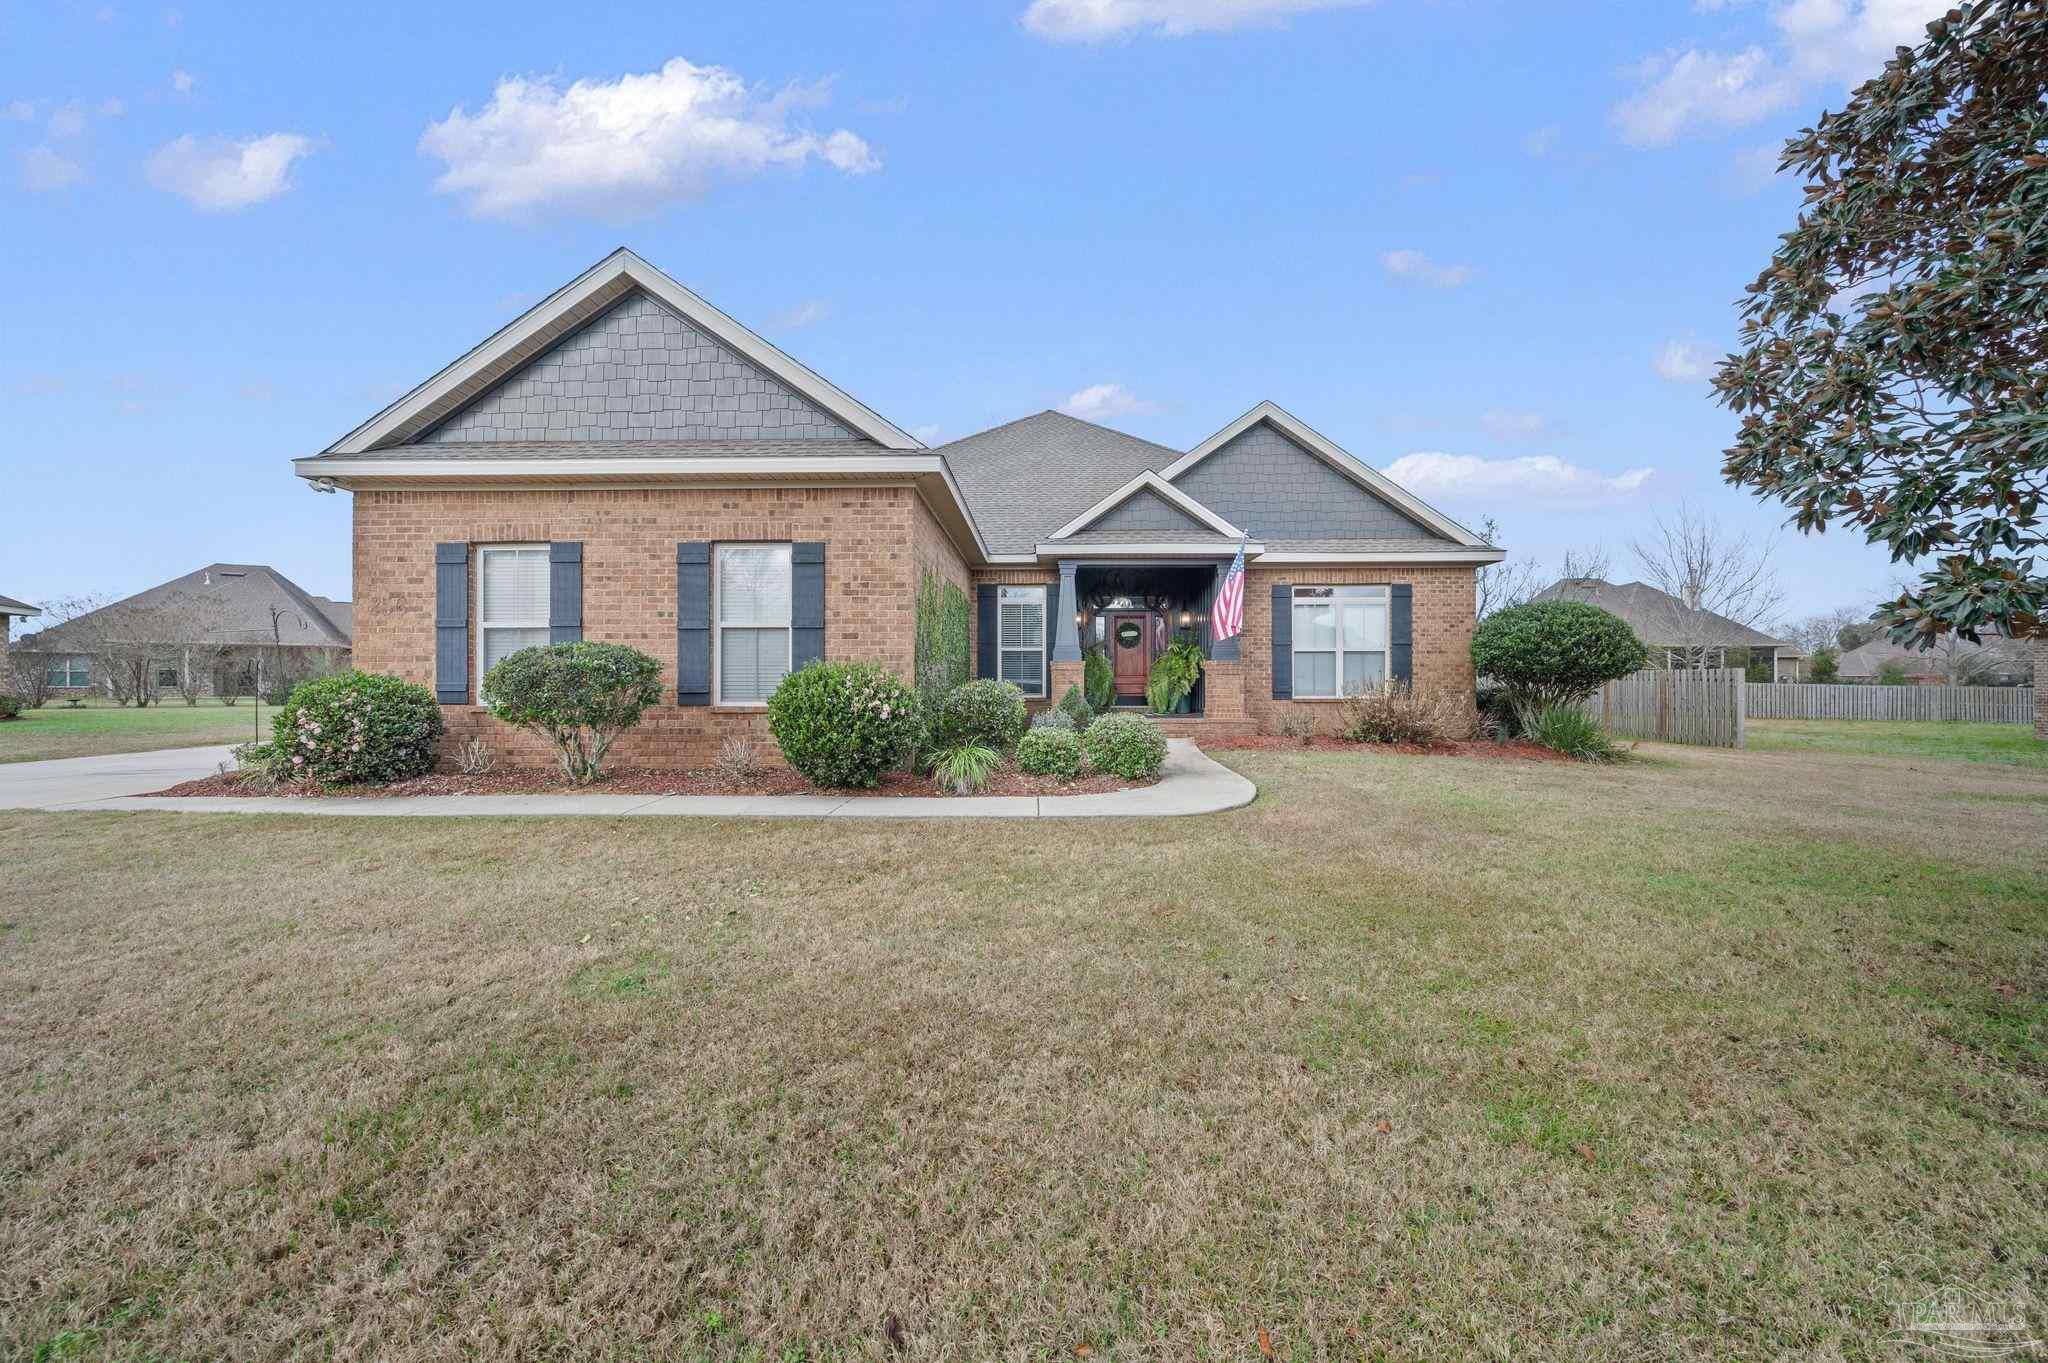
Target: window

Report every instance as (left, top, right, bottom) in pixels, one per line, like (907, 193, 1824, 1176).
(156, 667, 180, 688)
(715, 543, 792, 705)
(1292, 585, 1389, 698)
(998, 585, 1046, 697)
(477, 545, 552, 688)
(46, 655, 88, 688)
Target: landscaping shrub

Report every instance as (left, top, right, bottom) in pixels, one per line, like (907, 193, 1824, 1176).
(1056, 684, 1095, 729)
(1529, 705, 1626, 762)
(1082, 646, 1115, 712)
(1470, 600, 1647, 731)
(766, 660, 920, 788)
(935, 679, 1028, 752)
(1016, 726, 1082, 778)
(1081, 712, 1167, 780)
(928, 742, 999, 795)
(270, 671, 443, 784)
(1146, 640, 1204, 714)
(482, 642, 664, 783)
(1339, 683, 1476, 745)
(0, 694, 21, 721)
(1030, 707, 1075, 731)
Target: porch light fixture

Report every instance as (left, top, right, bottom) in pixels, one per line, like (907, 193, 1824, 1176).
(1180, 610, 1193, 625)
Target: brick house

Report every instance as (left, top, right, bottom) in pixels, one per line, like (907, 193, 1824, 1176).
(294, 249, 1503, 768)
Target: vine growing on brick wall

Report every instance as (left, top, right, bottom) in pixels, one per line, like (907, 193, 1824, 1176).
(914, 571, 971, 707)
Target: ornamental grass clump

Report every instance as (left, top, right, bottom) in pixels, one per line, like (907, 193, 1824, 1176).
(928, 742, 1000, 795)
(766, 661, 921, 789)
(481, 642, 664, 783)
(270, 671, 443, 785)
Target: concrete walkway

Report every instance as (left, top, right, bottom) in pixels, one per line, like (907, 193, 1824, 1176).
(0, 739, 1254, 820)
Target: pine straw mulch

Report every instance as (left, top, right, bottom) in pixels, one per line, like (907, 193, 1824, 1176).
(146, 762, 1157, 800)
(1198, 734, 1572, 762)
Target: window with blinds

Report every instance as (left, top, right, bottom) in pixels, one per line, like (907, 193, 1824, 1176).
(477, 545, 551, 683)
(997, 585, 1046, 697)
(716, 543, 792, 704)
(1292, 584, 1389, 698)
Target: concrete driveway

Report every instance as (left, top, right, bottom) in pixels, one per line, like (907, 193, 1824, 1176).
(0, 745, 234, 811)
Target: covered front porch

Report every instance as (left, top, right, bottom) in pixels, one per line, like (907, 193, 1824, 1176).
(1046, 556, 1254, 732)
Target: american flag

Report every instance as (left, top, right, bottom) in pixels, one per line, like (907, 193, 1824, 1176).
(1212, 538, 1247, 643)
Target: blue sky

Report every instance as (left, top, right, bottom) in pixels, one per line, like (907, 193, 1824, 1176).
(1, 0, 1948, 623)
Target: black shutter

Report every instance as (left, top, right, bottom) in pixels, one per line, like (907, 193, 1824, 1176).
(1041, 586, 1058, 697)
(1270, 583, 1292, 700)
(549, 542, 583, 645)
(791, 542, 825, 669)
(1390, 583, 1414, 686)
(977, 585, 998, 680)
(676, 542, 711, 706)
(434, 543, 469, 704)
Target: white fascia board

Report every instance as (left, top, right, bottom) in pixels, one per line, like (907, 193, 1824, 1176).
(1164, 401, 1491, 548)
(1035, 541, 1265, 558)
(326, 249, 921, 455)
(1254, 549, 1506, 564)
(1049, 470, 1246, 541)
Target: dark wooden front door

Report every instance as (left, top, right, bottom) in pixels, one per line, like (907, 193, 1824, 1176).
(1109, 612, 1154, 700)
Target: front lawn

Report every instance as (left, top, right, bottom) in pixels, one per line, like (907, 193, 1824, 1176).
(0, 700, 268, 764)
(3, 741, 2044, 1359)
(1750, 717, 2047, 769)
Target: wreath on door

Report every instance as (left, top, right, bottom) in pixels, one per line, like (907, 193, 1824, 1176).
(1115, 621, 1143, 648)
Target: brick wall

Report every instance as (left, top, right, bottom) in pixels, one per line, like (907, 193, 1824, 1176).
(354, 484, 958, 769)
(1242, 563, 1478, 734)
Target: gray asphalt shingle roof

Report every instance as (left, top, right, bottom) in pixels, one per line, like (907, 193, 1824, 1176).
(931, 411, 1188, 555)
(1531, 579, 1791, 650)
(22, 565, 352, 650)
(300, 439, 891, 463)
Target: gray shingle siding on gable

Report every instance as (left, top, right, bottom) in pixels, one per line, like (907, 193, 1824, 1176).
(1172, 422, 1444, 543)
(1080, 487, 1216, 536)
(425, 290, 856, 443)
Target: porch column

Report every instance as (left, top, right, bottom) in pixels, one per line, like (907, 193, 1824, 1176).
(1207, 561, 1241, 662)
(1053, 560, 1083, 662)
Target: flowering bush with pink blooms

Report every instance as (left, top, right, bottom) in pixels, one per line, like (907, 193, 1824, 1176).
(269, 671, 443, 785)
(765, 660, 920, 788)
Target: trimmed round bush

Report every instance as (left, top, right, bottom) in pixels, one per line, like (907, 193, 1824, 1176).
(766, 660, 920, 788)
(935, 679, 1028, 752)
(271, 671, 443, 784)
(1056, 684, 1095, 730)
(482, 642, 664, 782)
(0, 694, 22, 721)
(1030, 707, 1076, 732)
(1016, 726, 1082, 778)
(1081, 712, 1167, 780)
(1470, 600, 1647, 728)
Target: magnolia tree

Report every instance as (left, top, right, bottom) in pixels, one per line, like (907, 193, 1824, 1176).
(1714, 0, 2046, 646)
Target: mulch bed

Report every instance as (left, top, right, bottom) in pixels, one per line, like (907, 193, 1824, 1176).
(146, 763, 1157, 800)
(1199, 735, 1571, 763)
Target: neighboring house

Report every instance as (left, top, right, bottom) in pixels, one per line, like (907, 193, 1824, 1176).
(292, 248, 1503, 768)
(0, 594, 40, 669)
(1531, 578, 1806, 681)
(1836, 631, 2034, 686)
(16, 564, 352, 701)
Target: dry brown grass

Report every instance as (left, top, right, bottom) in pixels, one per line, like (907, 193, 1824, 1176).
(3, 739, 2045, 1361)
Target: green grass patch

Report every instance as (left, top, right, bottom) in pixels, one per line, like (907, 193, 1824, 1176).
(1750, 719, 2047, 769)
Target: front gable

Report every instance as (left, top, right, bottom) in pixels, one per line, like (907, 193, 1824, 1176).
(1077, 486, 1216, 536)
(425, 291, 856, 443)
(1046, 470, 1246, 544)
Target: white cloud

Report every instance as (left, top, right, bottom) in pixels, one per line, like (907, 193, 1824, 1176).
(48, 102, 87, 138)
(1480, 409, 1558, 443)
(145, 132, 317, 211)
(170, 69, 196, 95)
(98, 96, 125, 118)
(1612, 2, 1947, 147)
(911, 423, 945, 445)
(1382, 451, 1654, 503)
(19, 146, 84, 192)
(1060, 383, 1159, 421)
(1522, 124, 1562, 158)
(1380, 248, 1473, 289)
(1021, 0, 1371, 40)
(771, 299, 831, 329)
(1654, 338, 1718, 382)
(418, 57, 880, 221)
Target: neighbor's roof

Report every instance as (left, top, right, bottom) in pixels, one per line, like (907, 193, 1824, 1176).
(22, 564, 352, 650)
(1532, 578, 1792, 650)
(1836, 632, 2032, 677)
(0, 593, 38, 617)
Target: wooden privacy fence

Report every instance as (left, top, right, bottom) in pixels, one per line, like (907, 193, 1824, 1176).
(1745, 683, 2036, 723)
(1585, 668, 1746, 748)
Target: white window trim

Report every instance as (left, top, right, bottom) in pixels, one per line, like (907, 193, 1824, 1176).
(1291, 584, 1390, 700)
(475, 543, 550, 699)
(712, 542, 794, 708)
(998, 585, 1048, 698)
(47, 654, 89, 687)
